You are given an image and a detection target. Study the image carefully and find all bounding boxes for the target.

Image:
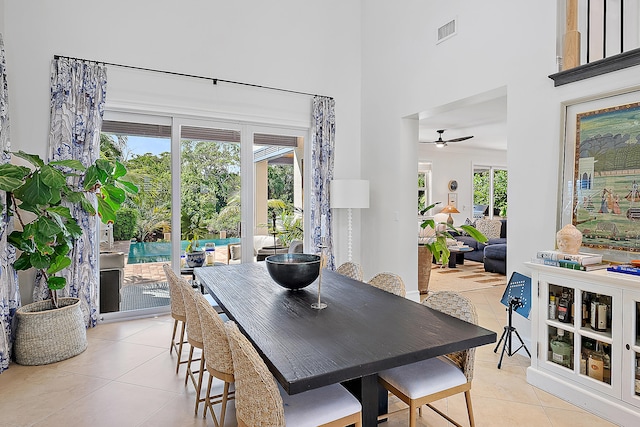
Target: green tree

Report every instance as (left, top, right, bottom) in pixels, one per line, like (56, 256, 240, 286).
(180, 140, 241, 234)
(268, 164, 294, 204)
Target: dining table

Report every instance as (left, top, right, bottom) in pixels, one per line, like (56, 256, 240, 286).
(195, 263, 496, 427)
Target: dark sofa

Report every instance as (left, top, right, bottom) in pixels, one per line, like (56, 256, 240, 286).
(455, 219, 507, 274)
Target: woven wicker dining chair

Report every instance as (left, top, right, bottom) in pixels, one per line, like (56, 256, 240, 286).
(377, 291, 479, 427)
(179, 277, 207, 415)
(336, 261, 364, 281)
(162, 264, 189, 374)
(224, 321, 362, 427)
(194, 294, 235, 427)
(367, 272, 406, 297)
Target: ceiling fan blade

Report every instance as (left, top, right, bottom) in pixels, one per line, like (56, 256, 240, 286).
(444, 135, 474, 143)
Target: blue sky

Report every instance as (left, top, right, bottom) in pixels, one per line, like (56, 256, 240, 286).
(126, 136, 170, 157)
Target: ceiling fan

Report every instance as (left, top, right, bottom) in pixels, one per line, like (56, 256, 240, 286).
(422, 129, 474, 148)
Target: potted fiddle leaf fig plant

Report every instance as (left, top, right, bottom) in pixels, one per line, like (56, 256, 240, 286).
(418, 202, 487, 294)
(0, 150, 138, 365)
(420, 201, 487, 266)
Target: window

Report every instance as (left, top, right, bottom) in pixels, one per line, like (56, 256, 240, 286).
(418, 162, 432, 215)
(473, 166, 507, 218)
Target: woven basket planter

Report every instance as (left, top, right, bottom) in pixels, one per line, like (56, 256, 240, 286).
(14, 297, 87, 365)
(418, 245, 433, 295)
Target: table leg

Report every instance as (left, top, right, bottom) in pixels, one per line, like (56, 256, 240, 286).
(342, 374, 387, 426)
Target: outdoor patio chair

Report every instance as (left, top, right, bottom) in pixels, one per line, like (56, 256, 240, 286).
(367, 272, 406, 297)
(336, 261, 364, 281)
(224, 321, 362, 427)
(162, 264, 188, 374)
(377, 291, 478, 427)
(194, 294, 235, 427)
(179, 278, 207, 415)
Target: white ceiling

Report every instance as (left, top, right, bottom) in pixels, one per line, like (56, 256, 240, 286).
(418, 93, 508, 151)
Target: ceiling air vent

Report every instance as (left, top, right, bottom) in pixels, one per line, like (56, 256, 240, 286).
(437, 18, 457, 44)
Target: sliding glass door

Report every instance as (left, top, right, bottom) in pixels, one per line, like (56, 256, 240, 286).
(98, 114, 308, 320)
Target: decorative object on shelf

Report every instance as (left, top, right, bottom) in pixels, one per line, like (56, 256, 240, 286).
(561, 91, 640, 258)
(448, 179, 458, 192)
(440, 203, 460, 225)
(265, 253, 320, 290)
(556, 224, 582, 254)
(1, 151, 138, 365)
(330, 179, 369, 262)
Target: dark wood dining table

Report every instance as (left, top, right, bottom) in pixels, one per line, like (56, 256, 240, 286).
(195, 263, 496, 427)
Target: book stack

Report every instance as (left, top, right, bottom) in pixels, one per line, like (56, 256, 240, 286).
(532, 250, 608, 271)
(607, 264, 640, 277)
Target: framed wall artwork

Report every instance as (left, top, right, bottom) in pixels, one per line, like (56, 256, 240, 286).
(448, 192, 457, 208)
(560, 88, 640, 260)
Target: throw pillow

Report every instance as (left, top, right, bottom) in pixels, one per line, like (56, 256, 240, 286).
(475, 219, 502, 239)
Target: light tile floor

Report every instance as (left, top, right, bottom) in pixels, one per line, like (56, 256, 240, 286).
(0, 275, 619, 427)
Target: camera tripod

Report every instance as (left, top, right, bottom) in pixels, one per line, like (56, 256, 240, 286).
(494, 297, 531, 369)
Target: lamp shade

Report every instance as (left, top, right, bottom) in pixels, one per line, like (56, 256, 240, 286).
(440, 204, 460, 214)
(330, 180, 370, 209)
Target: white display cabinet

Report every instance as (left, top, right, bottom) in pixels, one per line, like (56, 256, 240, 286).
(527, 262, 640, 426)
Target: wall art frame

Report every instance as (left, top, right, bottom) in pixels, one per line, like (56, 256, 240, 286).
(560, 88, 640, 261)
(447, 192, 458, 208)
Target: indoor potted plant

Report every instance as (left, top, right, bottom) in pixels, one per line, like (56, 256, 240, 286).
(0, 150, 138, 365)
(418, 202, 487, 293)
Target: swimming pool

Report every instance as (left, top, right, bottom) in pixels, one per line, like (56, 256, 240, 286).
(127, 238, 241, 264)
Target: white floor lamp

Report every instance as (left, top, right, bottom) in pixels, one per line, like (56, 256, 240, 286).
(330, 179, 370, 262)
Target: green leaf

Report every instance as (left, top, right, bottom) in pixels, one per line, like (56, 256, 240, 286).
(47, 276, 67, 290)
(30, 251, 50, 269)
(40, 165, 67, 188)
(0, 164, 29, 191)
(460, 225, 488, 243)
(113, 161, 127, 179)
(102, 184, 126, 205)
(47, 205, 73, 219)
(117, 179, 139, 195)
(47, 255, 71, 275)
(34, 216, 62, 238)
(8, 230, 35, 252)
(13, 253, 32, 270)
(65, 221, 83, 238)
(13, 172, 52, 206)
(53, 241, 70, 257)
(97, 197, 116, 223)
(420, 218, 435, 230)
(83, 165, 99, 190)
(95, 158, 114, 175)
(12, 151, 45, 167)
(419, 201, 442, 216)
(79, 196, 96, 216)
(64, 189, 85, 204)
(49, 159, 86, 171)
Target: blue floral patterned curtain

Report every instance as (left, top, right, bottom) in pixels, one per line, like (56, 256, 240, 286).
(0, 33, 20, 373)
(33, 57, 107, 327)
(311, 96, 335, 269)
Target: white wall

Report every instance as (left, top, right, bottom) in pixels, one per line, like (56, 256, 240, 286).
(3, 0, 362, 302)
(0, 0, 5, 35)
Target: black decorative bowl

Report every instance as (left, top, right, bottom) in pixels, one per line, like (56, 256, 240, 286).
(265, 253, 321, 290)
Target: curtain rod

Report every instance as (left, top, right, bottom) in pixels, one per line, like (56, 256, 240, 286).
(53, 54, 333, 100)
